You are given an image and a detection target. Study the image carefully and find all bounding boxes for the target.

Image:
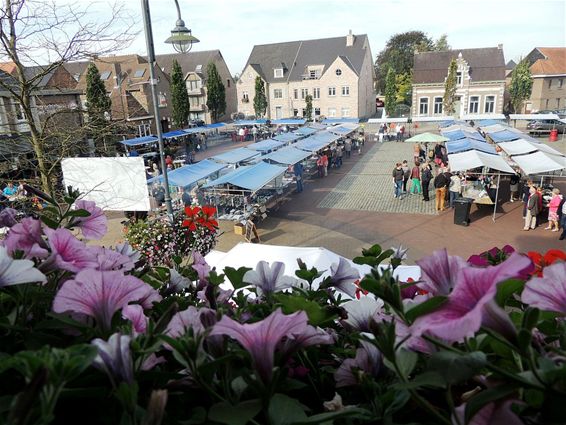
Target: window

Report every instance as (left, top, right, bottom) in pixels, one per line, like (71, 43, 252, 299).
(548, 80, 552, 89)
(419, 98, 428, 115)
(188, 80, 201, 91)
(227, 79, 231, 88)
(293, 89, 298, 99)
(335, 69, 342, 76)
(13, 101, 24, 121)
(309, 70, 321, 79)
(274, 68, 284, 78)
(302, 108, 307, 116)
(100, 71, 111, 80)
(341, 86, 350, 96)
(190, 97, 201, 107)
(433, 97, 443, 114)
(195, 64, 203, 73)
(133, 69, 145, 78)
(341, 108, 350, 117)
(242, 91, 249, 102)
(559, 79, 564, 88)
(301, 88, 308, 99)
(546, 99, 549, 108)
(557, 98, 561, 108)
(469, 96, 479, 113)
(314, 107, 321, 116)
(484, 95, 495, 113)
(328, 87, 336, 96)
(456, 71, 462, 85)
(313, 88, 320, 99)
(328, 107, 337, 117)
(274, 89, 283, 99)
(293, 109, 298, 117)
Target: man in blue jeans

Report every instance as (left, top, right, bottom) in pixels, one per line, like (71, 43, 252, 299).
(392, 163, 404, 198)
(293, 162, 304, 193)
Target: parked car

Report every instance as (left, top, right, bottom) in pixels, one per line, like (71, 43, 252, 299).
(526, 119, 566, 135)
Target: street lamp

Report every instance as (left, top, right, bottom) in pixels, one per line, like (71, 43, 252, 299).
(141, 0, 199, 216)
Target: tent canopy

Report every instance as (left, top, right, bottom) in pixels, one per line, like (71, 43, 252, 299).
(404, 132, 449, 143)
(446, 138, 496, 154)
(293, 127, 318, 136)
(233, 119, 268, 126)
(462, 113, 506, 121)
(487, 130, 521, 143)
(477, 119, 505, 127)
(412, 116, 455, 122)
(328, 123, 359, 136)
(497, 139, 540, 155)
(148, 159, 227, 188)
(439, 120, 468, 128)
(509, 113, 560, 120)
(210, 147, 259, 164)
(120, 135, 158, 147)
(512, 151, 565, 174)
(273, 133, 302, 143)
(203, 161, 286, 191)
(245, 139, 286, 153)
(271, 119, 306, 125)
(294, 131, 340, 152)
(162, 129, 187, 139)
(368, 117, 408, 124)
(262, 146, 312, 165)
(323, 118, 360, 124)
(448, 150, 515, 173)
(442, 129, 486, 142)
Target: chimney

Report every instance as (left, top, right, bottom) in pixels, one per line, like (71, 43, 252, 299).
(497, 44, 503, 50)
(346, 30, 355, 47)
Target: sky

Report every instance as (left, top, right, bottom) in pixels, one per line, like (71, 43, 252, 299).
(98, 0, 565, 74)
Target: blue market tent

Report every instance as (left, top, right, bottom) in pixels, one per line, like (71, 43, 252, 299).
(293, 127, 318, 136)
(120, 135, 158, 147)
(262, 146, 313, 165)
(273, 133, 302, 143)
(446, 138, 496, 154)
(210, 147, 259, 164)
(294, 131, 340, 152)
(234, 119, 268, 126)
(205, 123, 226, 129)
(477, 119, 505, 127)
(162, 130, 187, 139)
(271, 119, 307, 125)
(486, 130, 521, 143)
(442, 129, 486, 142)
(328, 124, 359, 136)
(203, 161, 286, 191)
(322, 118, 360, 124)
(148, 159, 227, 187)
(245, 139, 287, 153)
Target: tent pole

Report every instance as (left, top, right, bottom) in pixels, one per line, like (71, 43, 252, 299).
(492, 172, 500, 222)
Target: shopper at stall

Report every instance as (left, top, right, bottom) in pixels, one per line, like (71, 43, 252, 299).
(336, 145, 343, 168)
(401, 160, 410, 193)
(344, 138, 352, 158)
(449, 172, 462, 208)
(546, 188, 562, 232)
(410, 161, 422, 195)
(523, 186, 540, 231)
(509, 174, 520, 202)
(182, 188, 192, 206)
(293, 162, 304, 193)
(434, 168, 450, 211)
(322, 152, 329, 176)
(316, 154, 324, 178)
(521, 179, 533, 218)
(421, 162, 433, 202)
(3, 182, 17, 197)
(392, 163, 404, 199)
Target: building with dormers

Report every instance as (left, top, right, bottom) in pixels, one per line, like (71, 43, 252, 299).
(523, 47, 566, 113)
(411, 46, 506, 118)
(237, 31, 376, 120)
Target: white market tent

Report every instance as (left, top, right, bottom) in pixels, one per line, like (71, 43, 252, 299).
(448, 150, 515, 173)
(368, 117, 408, 124)
(509, 113, 560, 120)
(462, 113, 506, 121)
(511, 151, 566, 175)
(412, 116, 455, 122)
(203, 161, 286, 192)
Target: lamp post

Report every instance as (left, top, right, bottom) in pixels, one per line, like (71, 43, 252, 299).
(141, 0, 199, 216)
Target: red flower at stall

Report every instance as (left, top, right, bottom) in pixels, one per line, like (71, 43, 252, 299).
(527, 249, 566, 277)
(198, 206, 218, 231)
(182, 206, 202, 231)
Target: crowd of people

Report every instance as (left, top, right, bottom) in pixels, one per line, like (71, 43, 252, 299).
(522, 182, 565, 240)
(377, 123, 405, 142)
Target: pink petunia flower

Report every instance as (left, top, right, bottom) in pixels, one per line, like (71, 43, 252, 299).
(0, 246, 46, 287)
(412, 253, 532, 343)
(90, 246, 135, 272)
(3, 217, 49, 259)
(521, 262, 566, 314)
(45, 228, 99, 273)
(52, 269, 161, 330)
(416, 248, 467, 296)
(335, 340, 381, 388)
(74, 200, 107, 240)
(192, 252, 210, 282)
(452, 399, 523, 425)
(122, 304, 148, 334)
(0, 208, 18, 228)
(165, 306, 216, 338)
(92, 333, 133, 384)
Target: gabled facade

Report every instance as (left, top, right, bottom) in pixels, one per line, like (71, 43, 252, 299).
(237, 31, 376, 120)
(524, 47, 566, 112)
(156, 50, 236, 124)
(411, 47, 506, 118)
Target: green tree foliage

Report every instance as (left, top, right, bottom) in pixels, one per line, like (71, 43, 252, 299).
(443, 59, 458, 115)
(395, 72, 412, 105)
(304, 94, 313, 121)
(375, 31, 433, 94)
(170, 59, 190, 128)
(85, 63, 111, 152)
(206, 62, 226, 122)
(509, 59, 533, 113)
(433, 34, 450, 51)
(253, 77, 268, 118)
(384, 68, 397, 116)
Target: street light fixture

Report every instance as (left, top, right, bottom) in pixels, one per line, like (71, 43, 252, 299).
(141, 0, 199, 216)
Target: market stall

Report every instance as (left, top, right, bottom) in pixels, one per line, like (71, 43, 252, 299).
(261, 146, 313, 165)
(442, 128, 486, 142)
(322, 118, 360, 125)
(293, 127, 318, 136)
(210, 147, 260, 164)
(245, 139, 287, 154)
(327, 123, 359, 136)
(273, 133, 303, 143)
(445, 138, 496, 155)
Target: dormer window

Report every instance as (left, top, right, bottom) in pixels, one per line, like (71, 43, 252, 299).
(196, 64, 202, 73)
(456, 71, 462, 85)
(133, 69, 145, 78)
(100, 71, 111, 80)
(274, 68, 284, 78)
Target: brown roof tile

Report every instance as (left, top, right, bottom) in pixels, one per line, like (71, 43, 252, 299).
(530, 47, 566, 75)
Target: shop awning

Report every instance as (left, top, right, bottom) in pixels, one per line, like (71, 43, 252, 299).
(511, 151, 565, 174)
(480, 124, 521, 133)
(487, 130, 521, 143)
(271, 119, 307, 125)
(448, 150, 515, 173)
(293, 127, 318, 136)
(273, 133, 302, 143)
(203, 161, 286, 191)
(294, 131, 341, 152)
(509, 114, 560, 120)
(328, 123, 359, 136)
(162, 130, 187, 139)
(211, 147, 260, 164)
(412, 116, 455, 122)
(462, 113, 506, 121)
(446, 138, 496, 154)
(477, 119, 505, 127)
(206, 123, 226, 129)
(323, 118, 360, 124)
(245, 139, 287, 153)
(233, 119, 268, 126)
(148, 159, 227, 188)
(497, 139, 540, 155)
(439, 120, 468, 128)
(442, 129, 486, 142)
(262, 146, 313, 165)
(404, 132, 449, 143)
(120, 135, 158, 147)
(307, 123, 327, 130)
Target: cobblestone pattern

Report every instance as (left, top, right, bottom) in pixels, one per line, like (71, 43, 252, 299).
(318, 141, 438, 215)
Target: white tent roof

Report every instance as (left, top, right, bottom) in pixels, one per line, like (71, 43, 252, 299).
(509, 113, 560, 120)
(497, 139, 540, 155)
(481, 124, 522, 134)
(205, 243, 421, 293)
(511, 151, 565, 174)
(448, 150, 515, 173)
(368, 117, 408, 124)
(533, 142, 564, 156)
(412, 116, 455, 122)
(442, 124, 472, 132)
(462, 113, 506, 121)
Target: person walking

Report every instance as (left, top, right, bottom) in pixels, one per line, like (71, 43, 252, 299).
(322, 152, 329, 176)
(421, 162, 433, 202)
(293, 162, 304, 193)
(410, 161, 422, 195)
(378, 124, 385, 143)
(345, 138, 352, 158)
(316, 154, 324, 178)
(523, 186, 540, 231)
(392, 163, 404, 199)
(545, 188, 562, 231)
(449, 172, 462, 208)
(401, 160, 410, 193)
(434, 168, 449, 211)
(336, 145, 343, 168)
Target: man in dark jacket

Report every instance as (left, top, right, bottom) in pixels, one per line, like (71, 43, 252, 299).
(421, 163, 433, 202)
(434, 169, 450, 211)
(392, 163, 404, 198)
(523, 187, 539, 230)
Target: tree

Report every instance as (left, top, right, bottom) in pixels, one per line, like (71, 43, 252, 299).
(433, 34, 450, 51)
(170, 60, 190, 128)
(85, 63, 111, 152)
(206, 62, 226, 122)
(304, 94, 313, 121)
(375, 31, 433, 94)
(0, 0, 136, 194)
(253, 76, 267, 118)
(509, 59, 533, 113)
(443, 59, 458, 116)
(384, 67, 397, 117)
(395, 72, 412, 105)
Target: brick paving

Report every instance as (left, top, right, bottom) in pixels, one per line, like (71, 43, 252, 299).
(318, 141, 437, 215)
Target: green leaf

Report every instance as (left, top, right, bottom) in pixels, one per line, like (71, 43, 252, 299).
(208, 400, 261, 425)
(40, 215, 59, 229)
(395, 349, 418, 379)
(362, 244, 382, 257)
(405, 296, 448, 323)
(275, 294, 336, 327)
(428, 351, 487, 385)
(353, 256, 379, 266)
(66, 209, 92, 218)
(224, 266, 252, 290)
(464, 385, 518, 424)
(268, 394, 307, 425)
(393, 371, 446, 390)
(495, 279, 524, 306)
(180, 407, 206, 424)
(522, 307, 540, 331)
